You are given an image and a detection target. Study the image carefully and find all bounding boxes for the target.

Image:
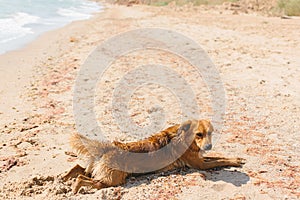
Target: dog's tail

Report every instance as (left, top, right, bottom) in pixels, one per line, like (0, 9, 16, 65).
(70, 133, 112, 159)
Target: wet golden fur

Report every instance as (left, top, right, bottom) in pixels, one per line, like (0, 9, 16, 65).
(63, 119, 245, 193)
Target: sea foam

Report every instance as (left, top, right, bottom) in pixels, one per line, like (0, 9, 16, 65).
(0, 0, 102, 54)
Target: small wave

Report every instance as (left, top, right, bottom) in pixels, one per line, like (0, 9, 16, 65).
(12, 12, 40, 26)
(0, 0, 102, 54)
(57, 7, 92, 19)
(0, 12, 40, 43)
(57, 0, 100, 20)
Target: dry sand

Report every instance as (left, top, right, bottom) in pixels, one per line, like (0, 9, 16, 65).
(0, 2, 299, 200)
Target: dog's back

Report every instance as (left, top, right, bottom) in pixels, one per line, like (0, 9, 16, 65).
(113, 124, 180, 153)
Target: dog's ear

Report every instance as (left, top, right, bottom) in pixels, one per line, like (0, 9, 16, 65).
(177, 120, 192, 135)
(181, 122, 191, 132)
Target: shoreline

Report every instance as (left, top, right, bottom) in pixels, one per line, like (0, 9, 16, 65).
(0, 0, 104, 55)
(0, 3, 299, 199)
(0, 2, 105, 126)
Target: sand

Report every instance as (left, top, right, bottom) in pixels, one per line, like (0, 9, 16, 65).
(0, 2, 299, 199)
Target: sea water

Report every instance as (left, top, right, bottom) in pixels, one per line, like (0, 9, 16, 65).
(0, 0, 102, 54)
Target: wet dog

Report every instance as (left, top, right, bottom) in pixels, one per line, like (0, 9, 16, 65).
(63, 119, 245, 193)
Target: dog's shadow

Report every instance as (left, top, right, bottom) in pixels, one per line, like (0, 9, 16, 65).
(202, 168, 250, 186)
(123, 167, 249, 189)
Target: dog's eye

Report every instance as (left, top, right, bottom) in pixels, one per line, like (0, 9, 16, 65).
(207, 131, 212, 136)
(196, 133, 203, 138)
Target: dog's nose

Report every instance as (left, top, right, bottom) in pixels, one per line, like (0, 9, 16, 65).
(204, 144, 212, 150)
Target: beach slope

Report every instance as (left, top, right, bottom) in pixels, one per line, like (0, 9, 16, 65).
(0, 3, 299, 199)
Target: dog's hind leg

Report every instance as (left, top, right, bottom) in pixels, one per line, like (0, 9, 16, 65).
(63, 164, 86, 181)
(72, 174, 108, 194)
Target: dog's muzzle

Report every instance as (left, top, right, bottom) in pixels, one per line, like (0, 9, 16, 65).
(203, 144, 212, 151)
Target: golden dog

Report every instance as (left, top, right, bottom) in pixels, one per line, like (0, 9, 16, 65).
(63, 119, 245, 193)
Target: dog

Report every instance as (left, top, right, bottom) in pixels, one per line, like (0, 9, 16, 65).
(63, 119, 245, 193)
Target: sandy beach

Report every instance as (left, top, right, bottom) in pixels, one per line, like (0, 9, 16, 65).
(0, 2, 299, 199)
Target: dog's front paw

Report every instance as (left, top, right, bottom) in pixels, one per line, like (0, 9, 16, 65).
(234, 157, 246, 167)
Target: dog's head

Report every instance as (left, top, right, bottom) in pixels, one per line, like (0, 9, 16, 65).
(177, 119, 214, 152)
